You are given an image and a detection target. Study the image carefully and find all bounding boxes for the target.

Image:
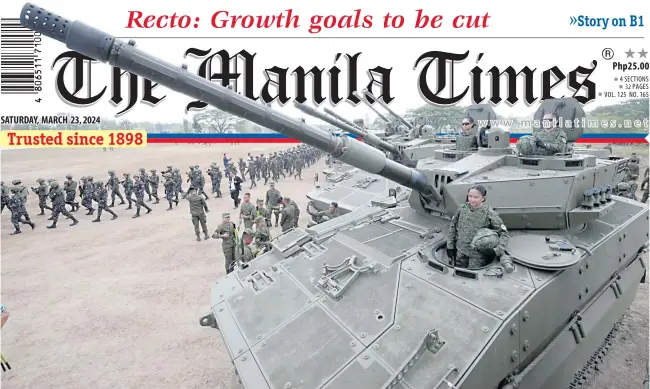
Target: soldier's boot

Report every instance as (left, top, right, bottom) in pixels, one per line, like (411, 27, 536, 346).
(203, 192, 209, 200)
(38, 208, 45, 215)
(145, 205, 152, 214)
(110, 212, 118, 220)
(154, 197, 160, 204)
(26, 220, 35, 229)
(47, 221, 57, 229)
(109, 201, 115, 208)
(92, 216, 101, 222)
(10, 228, 21, 235)
(85, 208, 94, 215)
(125, 200, 132, 210)
(47, 215, 55, 220)
(70, 217, 79, 226)
(167, 201, 173, 210)
(204, 232, 210, 240)
(74, 202, 80, 211)
(196, 233, 201, 242)
(132, 209, 140, 218)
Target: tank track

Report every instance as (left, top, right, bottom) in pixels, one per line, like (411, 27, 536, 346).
(566, 322, 620, 389)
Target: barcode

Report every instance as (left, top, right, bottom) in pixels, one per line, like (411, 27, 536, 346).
(1, 18, 41, 95)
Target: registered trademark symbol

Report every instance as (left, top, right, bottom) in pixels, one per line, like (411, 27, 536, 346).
(602, 48, 614, 60)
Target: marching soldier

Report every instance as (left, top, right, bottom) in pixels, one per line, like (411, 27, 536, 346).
(7, 186, 35, 235)
(186, 187, 210, 241)
(163, 173, 179, 210)
(212, 213, 238, 274)
(138, 168, 153, 202)
(31, 178, 52, 215)
(294, 156, 304, 180)
(1, 181, 9, 213)
(107, 170, 125, 207)
(122, 173, 136, 210)
(132, 175, 153, 218)
(46, 181, 79, 229)
(64, 174, 80, 212)
(148, 169, 161, 204)
(92, 181, 118, 222)
(81, 176, 96, 215)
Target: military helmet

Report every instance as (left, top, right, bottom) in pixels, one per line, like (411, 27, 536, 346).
(0, 181, 3, 185)
(167, 164, 173, 168)
(173, 168, 180, 172)
(211, 162, 217, 166)
(81, 176, 87, 180)
(617, 182, 630, 191)
(243, 228, 254, 235)
(96, 180, 104, 185)
(254, 215, 265, 223)
(139, 168, 145, 172)
(123, 173, 130, 176)
(11, 179, 21, 185)
(50, 181, 60, 188)
(194, 165, 199, 169)
(47, 178, 55, 183)
(150, 169, 156, 172)
(189, 165, 194, 169)
(470, 228, 499, 252)
(65, 174, 73, 179)
(515, 136, 535, 156)
(87, 176, 94, 180)
(256, 199, 264, 204)
(36, 178, 45, 183)
(108, 170, 115, 174)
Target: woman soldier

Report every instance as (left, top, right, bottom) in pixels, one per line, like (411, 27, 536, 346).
(446, 185, 513, 272)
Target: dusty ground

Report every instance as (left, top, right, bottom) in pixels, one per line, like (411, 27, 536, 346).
(0, 144, 647, 389)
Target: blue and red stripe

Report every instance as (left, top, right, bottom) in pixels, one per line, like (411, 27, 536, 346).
(145, 133, 648, 144)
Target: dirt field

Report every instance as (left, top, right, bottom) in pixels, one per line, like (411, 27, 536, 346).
(0, 144, 647, 389)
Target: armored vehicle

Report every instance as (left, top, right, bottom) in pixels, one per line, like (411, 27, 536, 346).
(24, 6, 649, 389)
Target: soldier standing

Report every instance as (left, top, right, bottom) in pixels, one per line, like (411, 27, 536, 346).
(254, 199, 271, 227)
(46, 181, 79, 229)
(253, 216, 271, 250)
(212, 213, 238, 274)
(81, 176, 96, 215)
(446, 185, 511, 270)
(239, 193, 256, 229)
(63, 174, 80, 211)
(148, 169, 161, 204)
(132, 175, 153, 218)
(229, 170, 243, 208)
(294, 156, 304, 180)
(122, 173, 136, 210)
(185, 187, 210, 241)
(279, 197, 295, 232)
(107, 170, 125, 207)
(238, 158, 247, 182)
(7, 186, 35, 235)
(288, 197, 300, 228)
(265, 182, 282, 227)
(247, 161, 257, 188)
(138, 168, 153, 202)
(31, 178, 52, 215)
(208, 163, 222, 197)
(92, 181, 118, 222)
(235, 228, 257, 267)
(163, 173, 179, 210)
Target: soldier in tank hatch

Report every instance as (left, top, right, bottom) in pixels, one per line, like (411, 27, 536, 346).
(455, 116, 479, 152)
(516, 113, 568, 157)
(446, 185, 513, 272)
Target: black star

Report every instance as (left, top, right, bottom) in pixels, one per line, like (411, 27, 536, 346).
(625, 49, 635, 58)
(639, 48, 648, 58)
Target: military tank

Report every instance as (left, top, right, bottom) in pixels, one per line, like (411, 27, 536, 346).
(23, 6, 649, 389)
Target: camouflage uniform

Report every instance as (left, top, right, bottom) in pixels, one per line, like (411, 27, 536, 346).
(47, 181, 79, 228)
(92, 181, 118, 222)
(148, 169, 160, 204)
(456, 133, 478, 152)
(208, 163, 223, 197)
(294, 157, 304, 179)
(172, 168, 184, 200)
(12, 179, 28, 206)
(265, 183, 282, 227)
(289, 198, 300, 228)
(213, 213, 238, 274)
(7, 186, 35, 234)
(163, 174, 179, 210)
(239, 199, 256, 229)
(307, 204, 340, 227)
(254, 199, 272, 227)
(280, 199, 295, 232)
(186, 188, 210, 241)
(447, 203, 509, 269)
(81, 177, 96, 215)
(1, 181, 8, 213)
(138, 168, 153, 202)
(235, 228, 256, 266)
(254, 215, 271, 244)
(516, 129, 568, 156)
(247, 161, 257, 188)
(121, 173, 136, 209)
(132, 176, 152, 217)
(31, 178, 52, 215)
(617, 182, 635, 199)
(64, 175, 80, 211)
(107, 170, 125, 207)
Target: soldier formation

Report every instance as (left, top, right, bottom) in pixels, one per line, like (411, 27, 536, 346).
(0, 145, 327, 276)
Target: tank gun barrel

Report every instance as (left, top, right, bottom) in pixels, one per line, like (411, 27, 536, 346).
(363, 89, 413, 129)
(322, 108, 363, 130)
(20, 2, 438, 202)
(355, 95, 391, 124)
(294, 102, 401, 157)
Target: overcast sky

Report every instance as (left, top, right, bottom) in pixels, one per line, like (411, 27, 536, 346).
(1, 0, 647, 125)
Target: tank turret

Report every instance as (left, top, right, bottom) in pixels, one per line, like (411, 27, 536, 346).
(22, 4, 630, 228)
